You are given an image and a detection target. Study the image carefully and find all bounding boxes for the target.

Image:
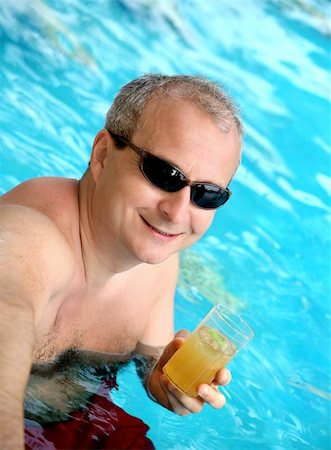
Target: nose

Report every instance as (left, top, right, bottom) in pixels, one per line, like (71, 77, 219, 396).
(158, 186, 191, 224)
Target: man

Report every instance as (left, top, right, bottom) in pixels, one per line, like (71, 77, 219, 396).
(0, 74, 242, 449)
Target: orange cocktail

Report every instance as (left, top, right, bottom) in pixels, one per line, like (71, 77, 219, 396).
(163, 325, 236, 397)
(163, 303, 254, 398)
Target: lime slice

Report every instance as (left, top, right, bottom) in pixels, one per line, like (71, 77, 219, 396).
(198, 326, 236, 355)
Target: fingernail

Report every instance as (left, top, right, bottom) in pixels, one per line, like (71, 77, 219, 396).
(175, 332, 187, 340)
(198, 386, 208, 398)
(175, 329, 189, 339)
(224, 376, 231, 385)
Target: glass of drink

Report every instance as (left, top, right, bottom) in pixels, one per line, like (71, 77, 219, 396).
(163, 303, 254, 397)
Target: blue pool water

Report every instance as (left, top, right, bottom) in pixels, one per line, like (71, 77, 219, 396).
(1, 0, 330, 449)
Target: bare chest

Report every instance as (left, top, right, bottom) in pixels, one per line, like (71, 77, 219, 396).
(33, 281, 155, 362)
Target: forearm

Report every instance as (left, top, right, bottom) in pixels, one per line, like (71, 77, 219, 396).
(133, 342, 179, 411)
(0, 302, 35, 450)
(133, 342, 164, 401)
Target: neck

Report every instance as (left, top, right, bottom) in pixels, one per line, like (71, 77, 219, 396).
(77, 174, 140, 288)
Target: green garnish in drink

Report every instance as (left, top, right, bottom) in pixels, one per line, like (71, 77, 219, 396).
(198, 326, 236, 355)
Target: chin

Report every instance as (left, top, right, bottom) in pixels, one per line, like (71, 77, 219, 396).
(133, 247, 173, 266)
(139, 254, 169, 265)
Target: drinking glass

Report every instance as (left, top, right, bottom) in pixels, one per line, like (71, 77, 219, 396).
(163, 303, 254, 397)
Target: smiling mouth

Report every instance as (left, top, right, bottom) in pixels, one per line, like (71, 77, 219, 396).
(141, 217, 181, 237)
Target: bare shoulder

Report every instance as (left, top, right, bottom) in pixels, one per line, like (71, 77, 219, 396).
(0, 203, 72, 244)
(0, 176, 80, 251)
(0, 177, 78, 214)
(0, 203, 75, 270)
(0, 204, 75, 317)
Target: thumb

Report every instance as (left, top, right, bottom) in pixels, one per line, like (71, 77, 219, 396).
(157, 329, 190, 368)
(174, 328, 190, 346)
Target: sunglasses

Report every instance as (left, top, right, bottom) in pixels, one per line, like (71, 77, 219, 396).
(108, 131, 231, 210)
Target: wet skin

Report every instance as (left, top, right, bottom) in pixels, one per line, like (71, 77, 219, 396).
(0, 97, 239, 448)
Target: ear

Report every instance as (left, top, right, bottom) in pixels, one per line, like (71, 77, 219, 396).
(89, 129, 113, 181)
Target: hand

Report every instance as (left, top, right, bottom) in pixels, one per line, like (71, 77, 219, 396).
(147, 329, 232, 416)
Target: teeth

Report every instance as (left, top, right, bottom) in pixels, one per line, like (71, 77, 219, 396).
(151, 225, 173, 236)
(142, 217, 178, 237)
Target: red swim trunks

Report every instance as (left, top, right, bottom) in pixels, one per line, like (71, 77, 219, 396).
(25, 380, 155, 450)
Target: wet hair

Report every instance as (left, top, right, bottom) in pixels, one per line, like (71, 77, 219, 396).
(105, 74, 243, 144)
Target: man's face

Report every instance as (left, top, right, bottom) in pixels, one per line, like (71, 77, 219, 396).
(92, 98, 241, 266)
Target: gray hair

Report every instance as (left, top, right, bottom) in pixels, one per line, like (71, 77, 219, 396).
(105, 74, 243, 143)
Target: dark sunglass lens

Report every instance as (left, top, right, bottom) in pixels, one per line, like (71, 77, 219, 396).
(191, 184, 230, 209)
(142, 156, 186, 192)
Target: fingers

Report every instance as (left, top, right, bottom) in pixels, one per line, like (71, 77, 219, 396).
(163, 387, 192, 416)
(157, 329, 190, 367)
(195, 368, 231, 409)
(160, 374, 204, 415)
(197, 384, 226, 409)
(174, 329, 190, 339)
(159, 368, 231, 413)
(155, 333, 231, 415)
(172, 329, 190, 350)
(214, 368, 232, 386)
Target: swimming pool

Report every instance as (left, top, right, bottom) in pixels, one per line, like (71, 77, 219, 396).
(1, 0, 330, 449)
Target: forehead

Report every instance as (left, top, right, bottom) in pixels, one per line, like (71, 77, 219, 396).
(132, 98, 241, 185)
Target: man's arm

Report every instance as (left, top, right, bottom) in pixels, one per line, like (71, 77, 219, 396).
(133, 252, 177, 400)
(134, 252, 231, 415)
(0, 205, 74, 449)
(0, 285, 35, 449)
